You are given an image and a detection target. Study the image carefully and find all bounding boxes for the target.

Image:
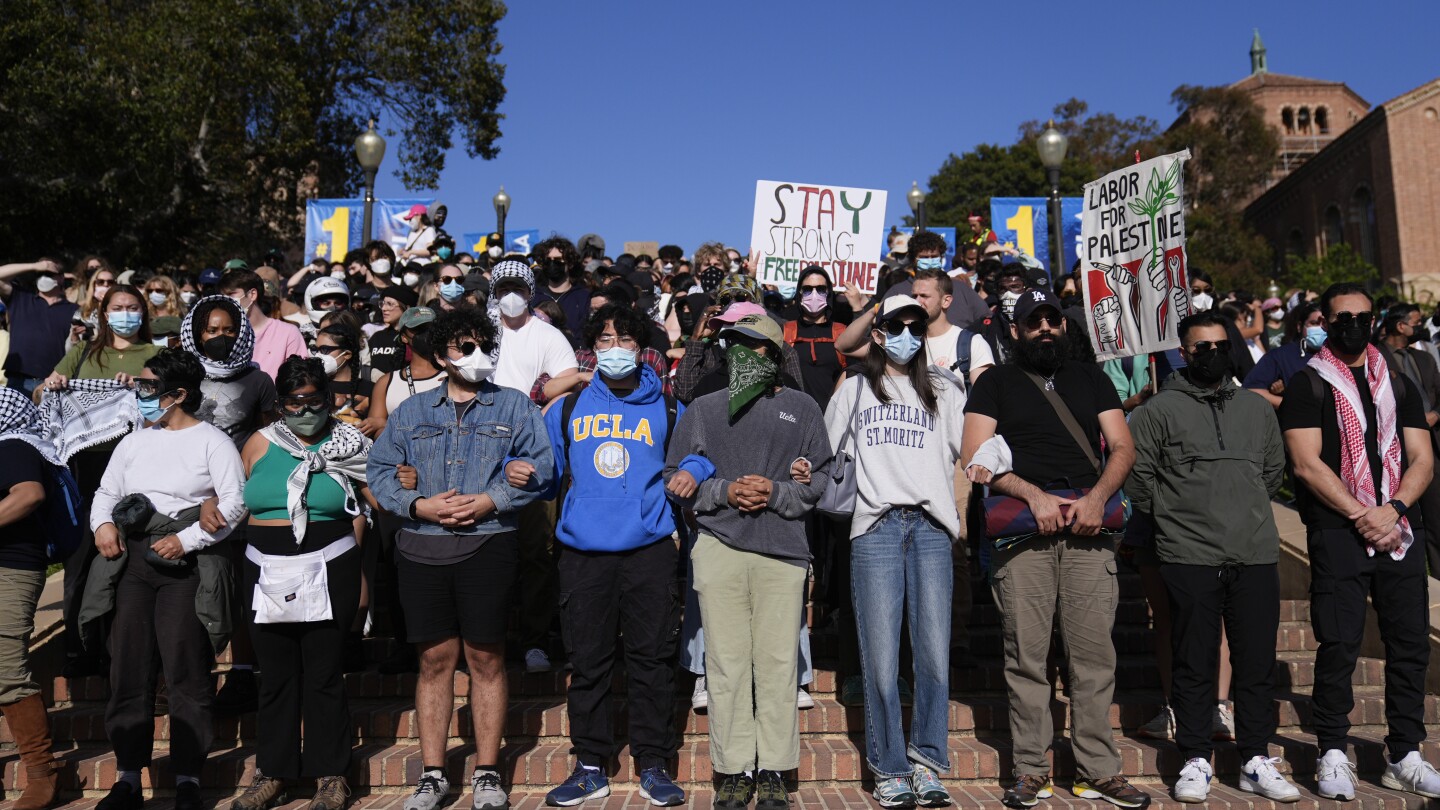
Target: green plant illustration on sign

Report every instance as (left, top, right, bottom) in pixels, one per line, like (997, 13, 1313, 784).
(1127, 161, 1183, 271)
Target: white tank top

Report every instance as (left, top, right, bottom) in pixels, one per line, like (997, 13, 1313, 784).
(385, 367, 447, 414)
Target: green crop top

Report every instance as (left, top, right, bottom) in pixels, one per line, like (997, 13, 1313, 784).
(243, 438, 351, 522)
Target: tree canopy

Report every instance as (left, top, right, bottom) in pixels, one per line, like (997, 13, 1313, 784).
(0, 0, 508, 268)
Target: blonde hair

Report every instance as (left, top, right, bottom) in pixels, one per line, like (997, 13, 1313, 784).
(79, 267, 120, 322)
(693, 242, 728, 270)
(142, 274, 183, 318)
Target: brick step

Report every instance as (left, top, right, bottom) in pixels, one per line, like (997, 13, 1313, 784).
(27, 688, 1436, 749)
(13, 731, 1438, 795)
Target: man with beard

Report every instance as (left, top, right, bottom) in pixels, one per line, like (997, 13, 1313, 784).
(530, 237, 591, 334)
(961, 289, 1149, 809)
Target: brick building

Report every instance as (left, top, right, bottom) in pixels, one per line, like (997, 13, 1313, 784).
(1237, 32, 1440, 298)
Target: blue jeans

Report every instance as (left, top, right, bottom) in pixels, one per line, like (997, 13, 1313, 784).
(851, 507, 952, 777)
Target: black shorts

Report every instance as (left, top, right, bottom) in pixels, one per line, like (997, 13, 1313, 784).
(396, 532, 518, 645)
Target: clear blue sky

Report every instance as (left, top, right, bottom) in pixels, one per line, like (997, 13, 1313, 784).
(370, 0, 1440, 257)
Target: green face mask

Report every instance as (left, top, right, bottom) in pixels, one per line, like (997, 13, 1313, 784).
(725, 343, 778, 420)
(284, 406, 330, 437)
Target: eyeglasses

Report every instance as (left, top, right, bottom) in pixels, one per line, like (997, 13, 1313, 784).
(279, 395, 326, 412)
(881, 320, 925, 337)
(1025, 313, 1063, 330)
(1331, 311, 1373, 329)
(448, 341, 482, 358)
(1189, 340, 1231, 354)
(594, 334, 639, 349)
(94, 279, 114, 288)
(134, 379, 173, 398)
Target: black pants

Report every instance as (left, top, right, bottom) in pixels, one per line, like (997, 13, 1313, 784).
(558, 539, 680, 771)
(1160, 563, 1278, 761)
(1308, 527, 1430, 758)
(362, 509, 408, 641)
(64, 449, 113, 659)
(246, 524, 362, 779)
(106, 539, 213, 776)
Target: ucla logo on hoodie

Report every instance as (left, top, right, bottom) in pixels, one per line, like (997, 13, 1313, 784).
(572, 414, 654, 479)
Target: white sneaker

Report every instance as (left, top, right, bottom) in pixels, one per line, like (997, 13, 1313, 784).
(524, 648, 551, 673)
(1135, 705, 1174, 740)
(690, 676, 708, 712)
(797, 688, 815, 710)
(404, 770, 450, 810)
(1211, 702, 1235, 741)
(1381, 751, 1440, 799)
(1173, 757, 1212, 803)
(1239, 755, 1299, 802)
(470, 769, 508, 810)
(1316, 749, 1358, 802)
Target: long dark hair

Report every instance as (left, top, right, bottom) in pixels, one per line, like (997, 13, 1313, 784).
(861, 325, 939, 413)
(87, 284, 152, 372)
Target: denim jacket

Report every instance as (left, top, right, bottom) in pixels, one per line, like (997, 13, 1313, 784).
(367, 381, 554, 536)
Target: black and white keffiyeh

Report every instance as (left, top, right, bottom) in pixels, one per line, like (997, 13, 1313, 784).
(258, 420, 372, 544)
(180, 295, 257, 380)
(38, 378, 141, 462)
(483, 260, 536, 363)
(0, 388, 64, 467)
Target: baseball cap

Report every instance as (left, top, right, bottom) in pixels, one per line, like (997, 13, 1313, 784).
(401, 204, 428, 221)
(712, 301, 766, 324)
(878, 294, 926, 323)
(199, 267, 223, 286)
(577, 233, 605, 255)
(1012, 288, 1064, 326)
(891, 233, 911, 254)
(462, 274, 489, 296)
(719, 313, 785, 353)
(379, 286, 418, 309)
(223, 258, 249, 271)
(1262, 297, 1284, 311)
(398, 307, 436, 330)
(151, 316, 182, 337)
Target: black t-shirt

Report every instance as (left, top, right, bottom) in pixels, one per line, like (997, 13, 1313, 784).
(790, 320, 845, 412)
(965, 361, 1122, 489)
(0, 439, 52, 571)
(1278, 366, 1427, 530)
(370, 327, 406, 375)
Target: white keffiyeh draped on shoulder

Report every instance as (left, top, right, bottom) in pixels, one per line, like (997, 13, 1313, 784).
(38, 378, 141, 463)
(258, 420, 372, 544)
(0, 388, 64, 467)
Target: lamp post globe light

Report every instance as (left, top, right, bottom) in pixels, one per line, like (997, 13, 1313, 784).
(1036, 119, 1068, 274)
(353, 120, 387, 246)
(493, 185, 510, 241)
(907, 181, 927, 234)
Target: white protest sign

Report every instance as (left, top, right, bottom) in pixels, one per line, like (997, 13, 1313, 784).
(750, 180, 887, 294)
(1080, 150, 1192, 361)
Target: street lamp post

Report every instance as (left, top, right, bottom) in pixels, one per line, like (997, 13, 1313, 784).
(492, 186, 510, 242)
(353, 120, 387, 245)
(907, 182, 927, 233)
(1036, 119, 1069, 273)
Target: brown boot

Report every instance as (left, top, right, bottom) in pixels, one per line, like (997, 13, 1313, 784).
(1, 693, 60, 810)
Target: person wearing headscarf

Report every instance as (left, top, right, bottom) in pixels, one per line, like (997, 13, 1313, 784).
(182, 295, 277, 450)
(0, 389, 65, 810)
(230, 356, 373, 810)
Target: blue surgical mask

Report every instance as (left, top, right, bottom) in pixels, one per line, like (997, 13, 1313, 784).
(137, 393, 170, 423)
(915, 256, 945, 271)
(107, 311, 142, 337)
(439, 281, 465, 302)
(436, 247, 453, 260)
(1304, 325, 1327, 352)
(596, 347, 639, 379)
(882, 329, 922, 365)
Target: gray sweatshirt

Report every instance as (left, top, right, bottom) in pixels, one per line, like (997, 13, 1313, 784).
(663, 387, 832, 562)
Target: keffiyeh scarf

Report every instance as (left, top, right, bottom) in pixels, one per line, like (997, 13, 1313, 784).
(0, 388, 64, 467)
(180, 295, 256, 380)
(1308, 344, 1413, 559)
(259, 421, 372, 545)
(483, 260, 536, 363)
(38, 378, 141, 463)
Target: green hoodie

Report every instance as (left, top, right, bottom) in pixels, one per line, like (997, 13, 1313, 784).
(1127, 370, 1286, 566)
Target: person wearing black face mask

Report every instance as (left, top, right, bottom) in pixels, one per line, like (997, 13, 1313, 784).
(1127, 311, 1295, 803)
(529, 237, 591, 334)
(181, 296, 276, 451)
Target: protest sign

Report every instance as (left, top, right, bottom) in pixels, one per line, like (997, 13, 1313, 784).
(989, 197, 1084, 275)
(624, 241, 660, 258)
(1079, 151, 1192, 361)
(751, 180, 887, 294)
(306, 198, 434, 262)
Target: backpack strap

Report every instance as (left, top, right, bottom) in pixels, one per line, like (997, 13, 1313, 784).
(783, 320, 798, 345)
(560, 392, 580, 453)
(831, 322, 848, 369)
(953, 328, 974, 378)
(662, 393, 678, 455)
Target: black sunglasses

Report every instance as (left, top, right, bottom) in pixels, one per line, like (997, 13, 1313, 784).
(1190, 339, 1231, 354)
(799, 285, 828, 294)
(449, 341, 482, 357)
(881, 320, 925, 338)
(134, 379, 174, 398)
(1025, 313, 1063, 330)
(312, 345, 348, 355)
(1331, 311, 1373, 329)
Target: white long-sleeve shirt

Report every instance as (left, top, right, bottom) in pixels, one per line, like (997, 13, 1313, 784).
(89, 421, 248, 553)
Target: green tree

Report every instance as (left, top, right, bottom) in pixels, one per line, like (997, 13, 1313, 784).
(1284, 243, 1381, 296)
(0, 0, 507, 268)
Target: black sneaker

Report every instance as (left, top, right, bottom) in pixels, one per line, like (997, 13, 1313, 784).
(175, 781, 205, 810)
(755, 770, 788, 810)
(213, 669, 258, 716)
(97, 782, 143, 810)
(715, 772, 756, 809)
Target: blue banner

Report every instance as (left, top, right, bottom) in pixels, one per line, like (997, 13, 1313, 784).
(460, 229, 543, 258)
(305, 198, 436, 263)
(880, 227, 957, 265)
(988, 197, 1084, 275)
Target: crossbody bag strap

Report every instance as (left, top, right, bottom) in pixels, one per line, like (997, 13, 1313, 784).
(834, 375, 865, 456)
(1022, 370, 1101, 476)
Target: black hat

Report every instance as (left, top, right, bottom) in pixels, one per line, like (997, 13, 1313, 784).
(380, 286, 419, 309)
(1012, 288, 1064, 326)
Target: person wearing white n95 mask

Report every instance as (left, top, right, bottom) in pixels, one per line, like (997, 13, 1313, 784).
(485, 260, 578, 398)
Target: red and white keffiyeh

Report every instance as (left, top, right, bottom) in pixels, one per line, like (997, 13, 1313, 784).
(1308, 344, 1412, 559)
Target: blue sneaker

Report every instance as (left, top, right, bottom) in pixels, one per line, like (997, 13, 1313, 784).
(545, 765, 610, 806)
(638, 767, 685, 806)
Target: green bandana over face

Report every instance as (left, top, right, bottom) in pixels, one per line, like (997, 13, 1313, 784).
(726, 343, 778, 420)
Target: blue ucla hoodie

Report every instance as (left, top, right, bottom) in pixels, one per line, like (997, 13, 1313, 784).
(543, 364, 685, 552)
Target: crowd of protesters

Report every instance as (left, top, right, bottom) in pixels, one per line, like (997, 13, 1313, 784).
(0, 212, 1437, 810)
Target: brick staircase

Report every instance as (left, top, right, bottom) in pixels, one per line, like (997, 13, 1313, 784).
(2, 567, 1436, 809)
